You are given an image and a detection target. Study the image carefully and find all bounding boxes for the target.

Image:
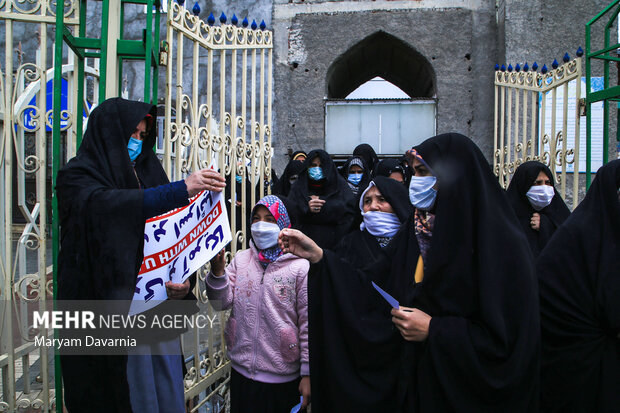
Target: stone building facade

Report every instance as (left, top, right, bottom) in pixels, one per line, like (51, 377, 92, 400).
(4, 0, 606, 173)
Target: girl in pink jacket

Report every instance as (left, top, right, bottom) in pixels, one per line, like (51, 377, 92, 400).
(207, 195, 310, 412)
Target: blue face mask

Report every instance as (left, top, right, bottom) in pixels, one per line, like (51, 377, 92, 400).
(127, 137, 143, 162)
(409, 176, 437, 210)
(235, 175, 242, 184)
(308, 167, 324, 181)
(348, 173, 363, 186)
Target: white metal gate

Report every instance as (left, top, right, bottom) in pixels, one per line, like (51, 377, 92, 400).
(0, 0, 100, 411)
(163, 3, 273, 411)
(494, 55, 584, 208)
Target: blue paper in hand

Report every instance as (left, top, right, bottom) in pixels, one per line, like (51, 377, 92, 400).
(290, 395, 303, 413)
(372, 281, 399, 309)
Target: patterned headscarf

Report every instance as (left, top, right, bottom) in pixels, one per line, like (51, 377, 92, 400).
(252, 195, 291, 266)
(407, 148, 436, 262)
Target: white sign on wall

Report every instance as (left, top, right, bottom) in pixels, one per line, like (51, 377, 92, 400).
(325, 100, 436, 155)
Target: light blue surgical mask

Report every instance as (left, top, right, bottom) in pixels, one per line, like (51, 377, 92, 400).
(235, 175, 242, 184)
(360, 211, 401, 238)
(127, 137, 143, 162)
(308, 167, 324, 181)
(348, 173, 363, 186)
(409, 176, 437, 210)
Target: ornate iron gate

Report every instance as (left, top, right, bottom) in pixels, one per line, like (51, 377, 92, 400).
(494, 53, 584, 208)
(0, 0, 90, 411)
(163, 3, 273, 411)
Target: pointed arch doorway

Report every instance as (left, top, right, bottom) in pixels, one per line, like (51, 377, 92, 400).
(325, 31, 437, 156)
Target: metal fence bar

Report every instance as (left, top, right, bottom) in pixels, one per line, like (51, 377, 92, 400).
(163, 4, 273, 408)
(494, 57, 583, 208)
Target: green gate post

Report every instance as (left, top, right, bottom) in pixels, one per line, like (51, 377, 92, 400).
(585, 0, 620, 188)
(52, 1, 162, 411)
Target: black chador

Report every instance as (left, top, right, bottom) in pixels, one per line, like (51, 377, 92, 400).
(273, 159, 305, 197)
(307, 176, 415, 413)
(538, 159, 620, 413)
(398, 133, 539, 412)
(288, 149, 356, 249)
(506, 161, 570, 257)
(56, 98, 192, 412)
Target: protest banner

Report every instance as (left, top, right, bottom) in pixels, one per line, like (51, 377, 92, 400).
(130, 189, 232, 315)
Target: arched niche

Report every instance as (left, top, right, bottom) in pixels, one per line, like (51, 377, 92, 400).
(326, 31, 436, 99)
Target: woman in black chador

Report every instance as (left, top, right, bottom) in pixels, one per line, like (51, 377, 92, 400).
(353, 143, 379, 175)
(390, 133, 540, 412)
(279, 176, 413, 412)
(288, 149, 355, 249)
(391, 133, 540, 412)
(56, 97, 225, 412)
(537, 159, 620, 413)
(282, 134, 540, 412)
(273, 159, 304, 197)
(506, 161, 570, 257)
(340, 156, 371, 201)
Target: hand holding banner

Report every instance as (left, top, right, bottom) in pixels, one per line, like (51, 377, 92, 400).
(130, 189, 232, 315)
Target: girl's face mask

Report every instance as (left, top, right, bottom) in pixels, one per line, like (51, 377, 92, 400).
(251, 221, 281, 249)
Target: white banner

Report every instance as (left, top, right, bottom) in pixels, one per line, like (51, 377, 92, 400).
(130, 189, 232, 315)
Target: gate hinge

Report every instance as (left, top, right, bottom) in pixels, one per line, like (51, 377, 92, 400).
(159, 41, 169, 66)
(578, 98, 586, 116)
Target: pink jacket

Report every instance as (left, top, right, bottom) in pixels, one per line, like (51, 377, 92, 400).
(206, 245, 309, 383)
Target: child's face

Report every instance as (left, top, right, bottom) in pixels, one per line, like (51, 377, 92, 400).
(251, 205, 277, 225)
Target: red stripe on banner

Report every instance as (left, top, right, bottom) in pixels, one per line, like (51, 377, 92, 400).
(139, 201, 222, 274)
(145, 190, 205, 223)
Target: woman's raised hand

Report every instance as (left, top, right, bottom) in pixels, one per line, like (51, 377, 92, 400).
(185, 168, 226, 197)
(278, 228, 323, 264)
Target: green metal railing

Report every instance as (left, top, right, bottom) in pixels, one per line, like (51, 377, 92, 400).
(585, 0, 620, 187)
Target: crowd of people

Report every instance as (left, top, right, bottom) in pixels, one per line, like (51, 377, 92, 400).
(57, 98, 619, 413)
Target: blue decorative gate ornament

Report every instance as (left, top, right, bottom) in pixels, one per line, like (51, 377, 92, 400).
(21, 77, 91, 132)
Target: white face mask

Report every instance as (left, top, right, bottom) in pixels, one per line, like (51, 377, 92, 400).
(526, 185, 555, 211)
(409, 176, 437, 210)
(251, 221, 281, 249)
(360, 211, 401, 238)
